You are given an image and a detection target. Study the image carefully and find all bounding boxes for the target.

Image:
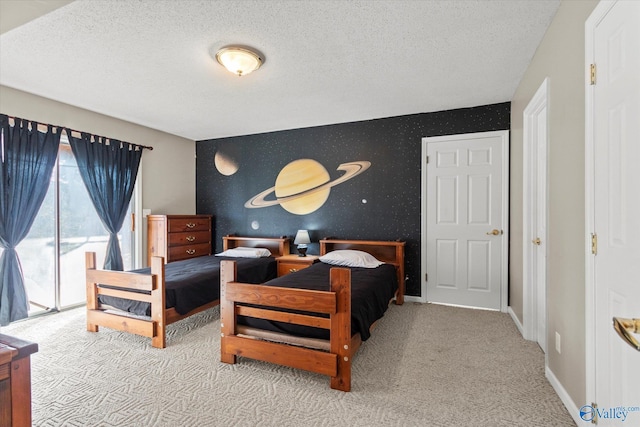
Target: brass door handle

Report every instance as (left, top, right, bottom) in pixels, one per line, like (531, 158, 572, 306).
(186, 249, 196, 255)
(186, 222, 196, 229)
(532, 238, 541, 245)
(186, 235, 196, 242)
(613, 317, 640, 351)
(486, 229, 502, 236)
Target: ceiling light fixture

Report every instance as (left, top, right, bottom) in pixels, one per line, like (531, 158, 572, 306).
(215, 46, 263, 77)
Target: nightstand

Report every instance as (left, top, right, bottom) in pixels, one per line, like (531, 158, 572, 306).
(277, 254, 320, 277)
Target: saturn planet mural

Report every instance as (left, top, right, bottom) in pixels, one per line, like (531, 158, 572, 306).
(245, 159, 371, 215)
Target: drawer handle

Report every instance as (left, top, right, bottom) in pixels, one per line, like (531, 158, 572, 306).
(186, 223, 196, 229)
(289, 268, 298, 273)
(186, 236, 196, 242)
(186, 249, 196, 255)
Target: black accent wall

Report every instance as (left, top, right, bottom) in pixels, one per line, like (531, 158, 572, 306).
(196, 102, 510, 297)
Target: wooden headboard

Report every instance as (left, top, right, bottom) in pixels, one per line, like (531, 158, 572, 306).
(319, 238, 406, 304)
(223, 235, 290, 257)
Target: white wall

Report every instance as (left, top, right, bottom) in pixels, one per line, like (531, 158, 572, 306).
(1, 85, 196, 258)
(510, 0, 599, 407)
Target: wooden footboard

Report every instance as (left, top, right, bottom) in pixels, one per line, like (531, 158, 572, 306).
(85, 252, 169, 348)
(220, 260, 354, 391)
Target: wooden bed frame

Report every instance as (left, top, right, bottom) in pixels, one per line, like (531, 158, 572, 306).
(85, 235, 289, 348)
(219, 238, 405, 391)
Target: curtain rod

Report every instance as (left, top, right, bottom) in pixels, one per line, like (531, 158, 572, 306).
(3, 114, 154, 151)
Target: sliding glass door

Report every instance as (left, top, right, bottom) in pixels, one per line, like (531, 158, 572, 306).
(10, 141, 135, 314)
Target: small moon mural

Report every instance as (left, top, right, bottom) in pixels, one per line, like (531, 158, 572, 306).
(245, 159, 371, 215)
(214, 149, 239, 176)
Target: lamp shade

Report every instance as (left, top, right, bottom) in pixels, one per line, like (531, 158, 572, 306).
(215, 47, 262, 77)
(294, 230, 311, 245)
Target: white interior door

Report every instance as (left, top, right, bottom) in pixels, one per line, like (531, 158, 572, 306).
(586, 1, 640, 424)
(423, 131, 508, 311)
(533, 103, 548, 353)
(523, 79, 549, 353)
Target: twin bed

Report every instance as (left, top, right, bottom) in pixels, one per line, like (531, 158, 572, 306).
(85, 235, 289, 348)
(219, 238, 405, 391)
(85, 236, 405, 391)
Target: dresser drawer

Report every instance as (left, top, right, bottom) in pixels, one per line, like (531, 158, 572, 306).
(168, 243, 211, 261)
(0, 362, 10, 381)
(278, 262, 305, 276)
(167, 217, 210, 233)
(276, 255, 319, 277)
(168, 231, 211, 247)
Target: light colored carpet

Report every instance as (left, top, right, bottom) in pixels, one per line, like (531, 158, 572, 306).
(2, 303, 575, 426)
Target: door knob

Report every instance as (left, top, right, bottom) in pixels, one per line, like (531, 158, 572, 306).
(613, 317, 640, 351)
(532, 238, 541, 245)
(486, 229, 502, 236)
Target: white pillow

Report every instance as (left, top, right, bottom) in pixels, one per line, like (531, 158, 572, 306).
(319, 250, 383, 268)
(215, 247, 272, 258)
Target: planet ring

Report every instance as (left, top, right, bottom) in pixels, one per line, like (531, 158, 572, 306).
(245, 161, 371, 208)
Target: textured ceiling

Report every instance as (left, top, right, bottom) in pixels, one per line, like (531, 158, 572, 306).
(0, 0, 560, 141)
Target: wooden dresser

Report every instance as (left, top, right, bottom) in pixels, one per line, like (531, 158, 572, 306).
(0, 334, 38, 427)
(147, 215, 212, 265)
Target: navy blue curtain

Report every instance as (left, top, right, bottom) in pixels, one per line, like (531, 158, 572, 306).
(0, 115, 61, 326)
(67, 132, 142, 271)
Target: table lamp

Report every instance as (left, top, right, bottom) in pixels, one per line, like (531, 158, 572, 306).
(294, 230, 311, 257)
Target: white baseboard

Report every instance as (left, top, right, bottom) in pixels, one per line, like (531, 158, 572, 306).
(403, 295, 426, 303)
(546, 366, 582, 426)
(428, 301, 499, 311)
(508, 306, 525, 337)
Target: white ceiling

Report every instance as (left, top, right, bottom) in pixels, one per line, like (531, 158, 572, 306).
(0, 0, 560, 141)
